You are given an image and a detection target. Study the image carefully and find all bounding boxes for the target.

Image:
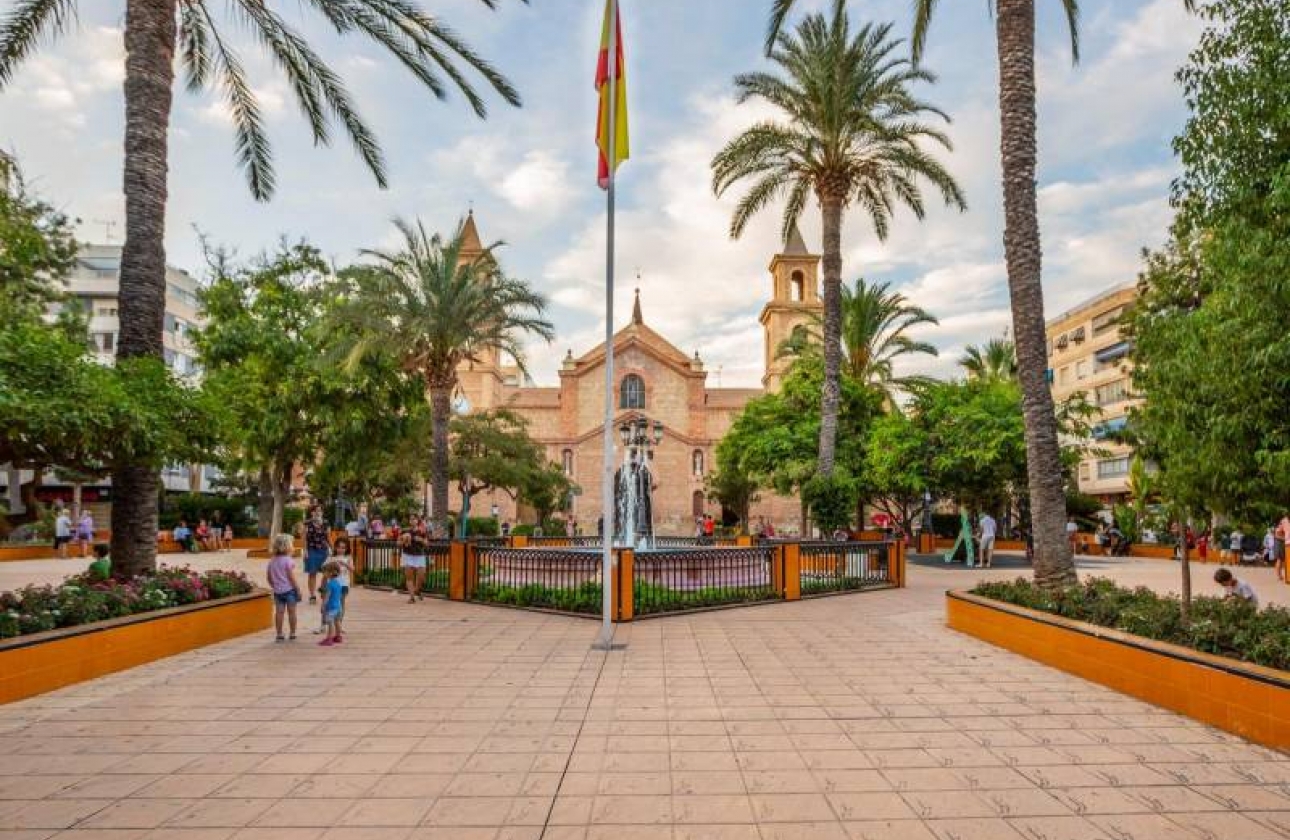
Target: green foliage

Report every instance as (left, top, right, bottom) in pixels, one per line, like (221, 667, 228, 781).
(1129, 0, 1290, 523)
(972, 577, 1290, 672)
(633, 581, 778, 615)
(472, 581, 602, 614)
(0, 159, 77, 316)
(1112, 504, 1140, 544)
(704, 465, 759, 533)
(0, 566, 253, 639)
(518, 463, 575, 527)
(803, 471, 858, 534)
(1065, 491, 1103, 525)
(450, 409, 565, 526)
(959, 338, 1017, 382)
(158, 493, 255, 536)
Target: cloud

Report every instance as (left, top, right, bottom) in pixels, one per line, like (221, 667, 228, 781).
(499, 150, 575, 214)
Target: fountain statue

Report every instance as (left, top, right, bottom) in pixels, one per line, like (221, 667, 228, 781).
(613, 416, 663, 549)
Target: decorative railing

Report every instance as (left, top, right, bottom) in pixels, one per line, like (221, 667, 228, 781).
(798, 541, 892, 596)
(469, 547, 603, 614)
(354, 538, 450, 595)
(632, 546, 778, 615)
(523, 535, 603, 548)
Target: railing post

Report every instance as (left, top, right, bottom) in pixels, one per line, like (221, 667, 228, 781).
(616, 548, 634, 622)
(783, 542, 801, 601)
(897, 539, 907, 588)
(449, 541, 466, 601)
(354, 538, 367, 578)
(464, 542, 479, 599)
(771, 544, 784, 596)
(513, 534, 529, 548)
(736, 534, 752, 547)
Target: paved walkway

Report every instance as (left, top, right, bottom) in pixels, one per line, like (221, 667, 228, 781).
(0, 560, 1288, 839)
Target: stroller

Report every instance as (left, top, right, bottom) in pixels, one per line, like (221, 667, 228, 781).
(1239, 534, 1265, 566)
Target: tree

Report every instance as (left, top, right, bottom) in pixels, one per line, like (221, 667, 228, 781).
(0, 162, 77, 315)
(959, 338, 1017, 383)
(0, 0, 524, 572)
(328, 219, 553, 532)
(704, 464, 760, 534)
(712, 5, 964, 480)
(449, 409, 547, 525)
(864, 410, 930, 537)
(519, 461, 574, 529)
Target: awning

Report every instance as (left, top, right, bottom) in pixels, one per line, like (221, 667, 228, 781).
(1095, 341, 1132, 364)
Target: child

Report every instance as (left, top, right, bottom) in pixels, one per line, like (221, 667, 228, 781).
(266, 534, 302, 642)
(318, 561, 344, 646)
(221, 521, 234, 552)
(332, 536, 354, 630)
(87, 543, 112, 580)
(1214, 567, 1258, 609)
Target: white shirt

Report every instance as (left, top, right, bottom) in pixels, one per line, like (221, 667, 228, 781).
(54, 515, 71, 538)
(1065, 521, 1078, 534)
(1232, 580, 1258, 609)
(335, 556, 352, 588)
(345, 521, 361, 537)
(979, 515, 997, 540)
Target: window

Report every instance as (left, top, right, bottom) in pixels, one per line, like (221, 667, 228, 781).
(790, 270, 804, 302)
(620, 374, 645, 409)
(1095, 379, 1131, 406)
(1092, 305, 1129, 335)
(1080, 462, 1091, 481)
(562, 449, 574, 476)
(692, 490, 705, 518)
(692, 450, 705, 477)
(1098, 457, 1130, 479)
(1075, 359, 1088, 380)
(93, 332, 114, 353)
(95, 306, 117, 317)
(1058, 366, 1070, 385)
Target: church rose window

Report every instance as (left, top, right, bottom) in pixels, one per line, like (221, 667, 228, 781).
(620, 374, 645, 409)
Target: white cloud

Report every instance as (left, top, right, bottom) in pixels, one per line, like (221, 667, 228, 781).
(499, 149, 575, 214)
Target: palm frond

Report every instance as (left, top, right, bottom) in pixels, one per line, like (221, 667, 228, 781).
(0, 0, 75, 86)
(196, 3, 274, 199)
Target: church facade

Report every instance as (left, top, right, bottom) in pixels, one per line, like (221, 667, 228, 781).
(452, 214, 823, 536)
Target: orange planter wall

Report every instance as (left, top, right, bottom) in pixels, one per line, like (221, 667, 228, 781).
(0, 592, 271, 705)
(947, 591, 1290, 750)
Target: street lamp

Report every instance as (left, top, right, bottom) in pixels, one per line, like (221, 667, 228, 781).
(923, 489, 934, 541)
(454, 392, 472, 538)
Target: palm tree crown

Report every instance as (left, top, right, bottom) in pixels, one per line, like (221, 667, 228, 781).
(840, 279, 938, 400)
(0, 0, 525, 200)
(328, 218, 553, 529)
(959, 338, 1017, 382)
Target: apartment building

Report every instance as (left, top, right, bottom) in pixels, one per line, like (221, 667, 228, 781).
(1046, 282, 1138, 502)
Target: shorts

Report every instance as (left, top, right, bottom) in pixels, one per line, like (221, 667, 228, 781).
(401, 554, 427, 570)
(273, 590, 300, 606)
(323, 609, 341, 625)
(53, 535, 70, 548)
(305, 548, 329, 573)
(980, 536, 996, 552)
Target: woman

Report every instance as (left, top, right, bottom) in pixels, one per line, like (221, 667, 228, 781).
(399, 515, 429, 604)
(195, 519, 213, 552)
(75, 510, 95, 558)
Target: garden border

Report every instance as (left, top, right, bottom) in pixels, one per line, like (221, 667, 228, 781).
(946, 590, 1290, 749)
(0, 590, 271, 705)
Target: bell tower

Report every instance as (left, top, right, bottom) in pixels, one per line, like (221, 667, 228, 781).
(759, 223, 823, 391)
(454, 210, 505, 409)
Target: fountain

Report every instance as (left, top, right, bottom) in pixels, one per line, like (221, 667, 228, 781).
(613, 416, 661, 548)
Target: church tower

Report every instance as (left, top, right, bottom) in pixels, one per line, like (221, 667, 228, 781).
(759, 224, 823, 391)
(454, 211, 505, 410)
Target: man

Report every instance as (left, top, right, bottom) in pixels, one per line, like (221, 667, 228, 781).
(1066, 516, 1079, 555)
(1214, 567, 1258, 609)
(54, 507, 72, 559)
(172, 520, 196, 553)
(977, 512, 997, 569)
(303, 507, 332, 605)
(1226, 528, 1243, 564)
(1276, 513, 1290, 582)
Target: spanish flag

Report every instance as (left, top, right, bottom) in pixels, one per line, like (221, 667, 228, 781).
(595, 0, 629, 189)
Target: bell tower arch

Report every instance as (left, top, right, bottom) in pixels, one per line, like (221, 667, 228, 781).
(759, 224, 823, 391)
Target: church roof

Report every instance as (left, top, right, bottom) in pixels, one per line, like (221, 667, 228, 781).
(565, 291, 696, 374)
(459, 210, 483, 253)
(631, 288, 643, 325)
(783, 223, 810, 256)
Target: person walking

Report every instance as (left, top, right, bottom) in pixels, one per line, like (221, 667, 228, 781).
(303, 507, 332, 605)
(75, 510, 94, 558)
(400, 515, 429, 604)
(54, 507, 72, 559)
(266, 534, 302, 642)
(978, 512, 998, 569)
(1276, 513, 1290, 582)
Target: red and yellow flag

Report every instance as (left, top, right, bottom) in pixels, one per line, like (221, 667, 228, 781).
(595, 0, 629, 189)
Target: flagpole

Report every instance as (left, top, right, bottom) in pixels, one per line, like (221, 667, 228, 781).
(594, 0, 619, 651)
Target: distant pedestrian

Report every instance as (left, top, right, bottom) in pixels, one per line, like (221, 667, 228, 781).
(501, 520, 511, 538)
(1263, 527, 1277, 567)
(1065, 517, 1079, 555)
(87, 543, 111, 580)
(75, 511, 94, 558)
(1225, 528, 1243, 564)
(1214, 567, 1258, 609)
(978, 512, 997, 569)
(54, 508, 72, 559)
(400, 515, 429, 604)
(1197, 531, 1209, 562)
(220, 521, 234, 551)
(303, 507, 331, 605)
(370, 516, 385, 539)
(266, 534, 302, 642)
(1276, 513, 1290, 581)
(331, 536, 353, 632)
(703, 514, 715, 542)
(317, 562, 345, 646)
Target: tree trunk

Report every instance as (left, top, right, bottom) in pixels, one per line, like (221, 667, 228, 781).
(257, 466, 274, 537)
(1179, 523, 1192, 626)
(995, 0, 1074, 589)
(270, 465, 288, 544)
(110, 0, 178, 578)
(72, 482, 83, 521)
(817, 193, 844, 477)
(429, 385, 452, 533)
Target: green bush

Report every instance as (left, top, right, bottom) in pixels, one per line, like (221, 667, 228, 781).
(472, 581, 601, 614)
(971, 577, 1290, 672)
(159, 493, 257, 537)
(803, 471, 858, 535)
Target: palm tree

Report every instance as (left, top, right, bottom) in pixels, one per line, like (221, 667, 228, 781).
(959, 338, 1017, 382)
(839, 279, 938, 404)
(0, 1, 523, 573)
(328, 219, 553, 533)
(712, 3, 965, 479)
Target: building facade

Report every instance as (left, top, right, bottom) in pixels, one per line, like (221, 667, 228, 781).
(1046, 282, 1139, 502)
(452, 214, 821, 535)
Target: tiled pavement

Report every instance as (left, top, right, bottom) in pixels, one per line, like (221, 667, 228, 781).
(1, 563, 1288, 840)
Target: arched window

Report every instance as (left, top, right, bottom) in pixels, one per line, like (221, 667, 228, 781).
(692, 450, 705, 477)
(790, 270, 805, 302)
(692, 490, 705, 518)
(562, 449, 574, 476)
(620, 374, 645, 409)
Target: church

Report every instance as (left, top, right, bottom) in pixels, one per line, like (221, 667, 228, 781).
(452, 213, 823, 535)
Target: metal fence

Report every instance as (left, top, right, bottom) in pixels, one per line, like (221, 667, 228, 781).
(469, 547, 603, 615)
(651, 535, 739, 549)
(524, 535, 603, 548)
(356, 539, 450, 595)
(633, 546, 779, 616)
(798, 541, 892, 596)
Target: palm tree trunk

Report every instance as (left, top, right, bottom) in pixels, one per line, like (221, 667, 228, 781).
(111, 0, 178, 578)
(817, 192, 844, 477)
(429, 385, 452, 533)
(995, 0, 1074, 589)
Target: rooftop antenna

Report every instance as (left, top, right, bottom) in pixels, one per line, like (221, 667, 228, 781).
(92, 219, 118, 243)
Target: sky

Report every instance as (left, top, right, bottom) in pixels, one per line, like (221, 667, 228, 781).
(0, 0, 1203, 387)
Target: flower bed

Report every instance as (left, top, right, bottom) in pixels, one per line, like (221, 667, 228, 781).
(970, 577, 1290, 671)
(0, 566, 255, 639)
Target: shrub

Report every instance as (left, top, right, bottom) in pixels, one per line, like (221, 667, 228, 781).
(0, 565, 255, 640)
(803, 471, 858, 535)
(971, 577, 1290, 672)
